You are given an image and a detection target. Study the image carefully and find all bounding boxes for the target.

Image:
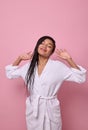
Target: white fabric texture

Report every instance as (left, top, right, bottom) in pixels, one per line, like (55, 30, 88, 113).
(5, 59, 86, 130)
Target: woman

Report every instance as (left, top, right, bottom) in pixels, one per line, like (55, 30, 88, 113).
(5, 36, 86, 130)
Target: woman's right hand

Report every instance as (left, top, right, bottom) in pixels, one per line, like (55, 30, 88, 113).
(12, 52, 33, 66)
(19, 52, 33, 61)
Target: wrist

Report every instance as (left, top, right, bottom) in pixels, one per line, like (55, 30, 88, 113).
(18, 56, 23, 61)
(66, 57, 72, 62)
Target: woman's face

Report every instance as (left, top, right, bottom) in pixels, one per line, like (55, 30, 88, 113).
(38, 39, 54, 58)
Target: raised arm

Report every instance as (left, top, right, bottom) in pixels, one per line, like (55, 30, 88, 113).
(5, 52, 33, 79)
(12, 52, 33, 66)
(56, 49, 86, 83)
(56, 49, 80, 70)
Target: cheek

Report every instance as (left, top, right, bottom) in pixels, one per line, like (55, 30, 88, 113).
(47, 48, 53, 55)
(37, 46, 41, 52)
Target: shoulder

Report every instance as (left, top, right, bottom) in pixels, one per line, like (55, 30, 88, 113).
(49, 59, 71, 76)
(49, 59, 71, 72)
(49, 59, 66, 67)
(20, 61, 31, 70)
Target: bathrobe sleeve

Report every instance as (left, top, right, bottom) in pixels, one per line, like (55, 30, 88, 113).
(5, 62, 30, 80)
(63, 65, 86, 83)
(55, 60, 86, 84)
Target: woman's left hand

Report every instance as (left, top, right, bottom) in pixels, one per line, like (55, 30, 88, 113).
(56, 49, 71, 60)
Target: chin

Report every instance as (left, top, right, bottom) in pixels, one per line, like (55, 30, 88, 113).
(38, 51, 51, 58)
(39, 53, 50, 58)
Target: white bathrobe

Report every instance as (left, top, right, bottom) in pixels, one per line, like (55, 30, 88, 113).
(5, 59, 86, 130)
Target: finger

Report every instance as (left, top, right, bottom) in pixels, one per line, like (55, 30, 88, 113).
(56, 49, 63, 53)
(59, 49, 63, 52)
(55, 49, 61, 53)
(63, 49, 67, 52)
(27, 51, 32, 55)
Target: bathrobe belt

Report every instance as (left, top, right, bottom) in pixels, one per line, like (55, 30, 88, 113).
(30, 95, 57, 118)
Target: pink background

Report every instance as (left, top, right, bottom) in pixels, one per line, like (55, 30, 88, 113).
(0, 0, 88, 130)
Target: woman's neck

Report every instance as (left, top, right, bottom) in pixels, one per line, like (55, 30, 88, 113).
(38, 56, 49, 66)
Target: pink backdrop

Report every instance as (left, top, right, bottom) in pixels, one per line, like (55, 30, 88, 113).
(0, 0, 88, 130)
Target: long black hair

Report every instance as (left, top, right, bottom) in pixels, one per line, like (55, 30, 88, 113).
(25, 36, 56, 88)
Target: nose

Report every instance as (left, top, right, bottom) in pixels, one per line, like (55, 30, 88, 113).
(42, 44, 47, 48)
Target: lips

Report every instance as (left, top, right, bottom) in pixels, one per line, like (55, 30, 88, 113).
(40, 48, 47, 52)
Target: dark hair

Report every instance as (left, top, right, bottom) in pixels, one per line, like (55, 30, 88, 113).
(25, 36, 56, 88)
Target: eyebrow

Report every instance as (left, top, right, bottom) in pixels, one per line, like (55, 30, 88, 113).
(48, 43, 53, 46)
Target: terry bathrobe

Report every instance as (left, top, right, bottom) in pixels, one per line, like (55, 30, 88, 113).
(5, 59, 86, 130)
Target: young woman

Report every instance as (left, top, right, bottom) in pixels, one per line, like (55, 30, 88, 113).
(5, 36, 86, 130)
